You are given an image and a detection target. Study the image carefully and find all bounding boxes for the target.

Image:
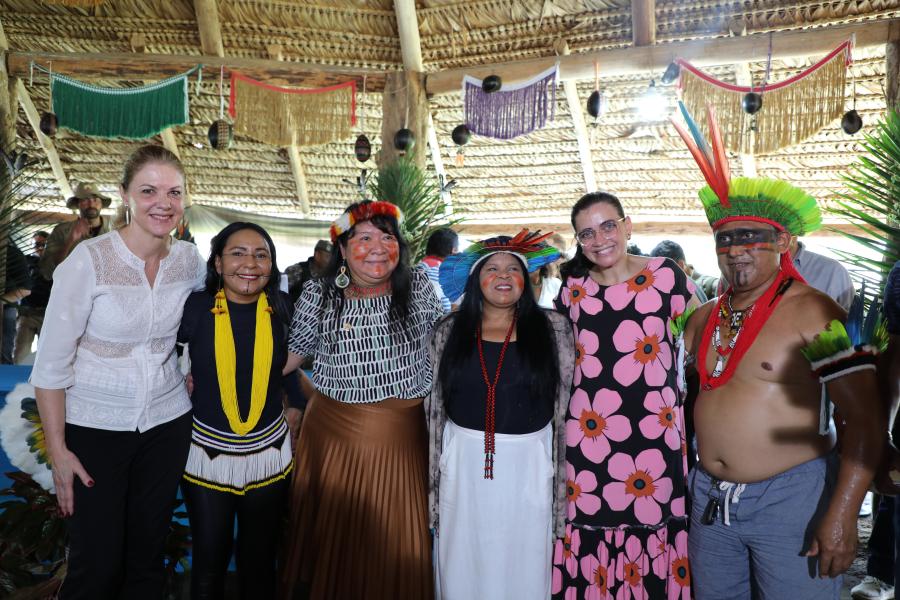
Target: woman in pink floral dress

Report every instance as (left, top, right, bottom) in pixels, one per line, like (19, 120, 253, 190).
(552, 192, 699, 600)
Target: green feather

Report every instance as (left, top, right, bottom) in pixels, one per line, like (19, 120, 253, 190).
(669, 307, 696, 339)
(800, 320, 852, 362)
(700, 177, 822, 235)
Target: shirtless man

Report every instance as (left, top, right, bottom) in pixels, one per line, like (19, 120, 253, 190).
(683, 220, 883, 598)
(670, 104, 886, 599)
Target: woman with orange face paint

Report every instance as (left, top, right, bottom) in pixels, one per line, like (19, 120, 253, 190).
(280, 200, 444, 600)
(427, 231, 575, 599)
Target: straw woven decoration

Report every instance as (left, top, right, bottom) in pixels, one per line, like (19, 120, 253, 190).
(228, 73, 356, 147)
(677, 41, 849, 155)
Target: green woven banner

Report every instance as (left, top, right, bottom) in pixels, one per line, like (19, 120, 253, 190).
(51, 71, 191, 139)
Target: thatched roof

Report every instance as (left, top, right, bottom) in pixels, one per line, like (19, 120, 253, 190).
(1, 0, 893, 230)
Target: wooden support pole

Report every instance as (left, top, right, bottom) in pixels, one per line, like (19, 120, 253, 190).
(392, 0, 443, 182)
(427, 19, 893, 95)
(379, 70, 428, 169)
(17, 81, 72, 200)
(558, 41, 597, 193)
(631, 0, 656, 47)
(7, 50, 385, 91)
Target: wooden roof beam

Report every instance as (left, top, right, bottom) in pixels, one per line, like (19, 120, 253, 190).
(427, 19, 892, 95)
(6, 51, 385, 91)
(557, 41, 597, 193)
(631, 0, 656, 47)
(16, 80, 73, 200)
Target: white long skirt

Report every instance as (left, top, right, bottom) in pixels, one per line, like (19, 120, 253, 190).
(435, 419, 554, 600)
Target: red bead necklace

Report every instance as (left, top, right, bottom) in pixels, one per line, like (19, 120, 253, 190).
(476, 312, 517, 480)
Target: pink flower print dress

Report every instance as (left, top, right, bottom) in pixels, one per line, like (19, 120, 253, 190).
(553, 257, 695, 600)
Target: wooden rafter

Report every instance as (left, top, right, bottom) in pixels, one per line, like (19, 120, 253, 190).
(287, 144, 311, 215)
(194, 0, 224, 58)
(427, 19, 892, 94)
(16, 80, 73, 200)
(558, 41, 597, 193)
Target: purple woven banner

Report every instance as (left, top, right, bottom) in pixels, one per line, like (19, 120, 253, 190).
(463, 65, 557, 140)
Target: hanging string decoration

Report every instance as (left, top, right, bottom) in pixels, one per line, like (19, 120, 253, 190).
(676, 40, 851, 155)
(463, 65, 557, 140)
(50, 69, 193, 139)
(228, 72, 356, 147)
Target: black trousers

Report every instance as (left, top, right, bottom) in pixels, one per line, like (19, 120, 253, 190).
(59, 412, 192, 600)
(182, 477, 288, 600)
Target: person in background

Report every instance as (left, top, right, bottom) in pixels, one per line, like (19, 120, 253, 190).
(14, 231, 51, 364)
(852, 259, 900, 600)
(2, 242, 31, 364)
(284, 239, 332, 304)
(178, 222, 304, 600)
(428, 231, 574, 599)
(31, 145, 206, 600)
(651, 240, 709, 303)
(40, 182, 113, 281)
(790, 236, 854, 312)
(281, 200, 443, 600)
(420, 228, 459, 313)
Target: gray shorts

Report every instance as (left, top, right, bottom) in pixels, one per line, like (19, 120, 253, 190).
(688, 453, 840, 600)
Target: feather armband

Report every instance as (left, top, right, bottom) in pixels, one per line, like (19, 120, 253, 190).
(801, 319, 880, 435)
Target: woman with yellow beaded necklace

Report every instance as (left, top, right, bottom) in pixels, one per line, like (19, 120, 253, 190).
(177, 222, 304, 600)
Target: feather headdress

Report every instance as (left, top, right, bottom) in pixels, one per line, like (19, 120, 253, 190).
(330, 200, 403, 243)
(439, 229, 559, 302)
(670, 101, 821, 236)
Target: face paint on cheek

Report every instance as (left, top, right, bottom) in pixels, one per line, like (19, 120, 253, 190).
(386, 244, 399, 264)
(509, 273, 525, 290)
(480, 274, 498, 292)
(350, 244, 371, 262)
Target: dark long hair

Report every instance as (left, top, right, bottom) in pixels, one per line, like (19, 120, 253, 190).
(322, 202, 413, 332)
(204, 221, 290, 325)
(560, 191, 626, 280)
(438, 255, 559, 403)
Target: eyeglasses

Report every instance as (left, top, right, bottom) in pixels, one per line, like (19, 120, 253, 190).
(223, 251, 271, 262)
(575, 218, 626, 244)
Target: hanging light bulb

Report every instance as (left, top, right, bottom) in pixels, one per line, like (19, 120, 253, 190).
(637, 80, 667, 121)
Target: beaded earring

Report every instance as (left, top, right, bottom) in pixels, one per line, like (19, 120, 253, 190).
(335, 261, 350, 289)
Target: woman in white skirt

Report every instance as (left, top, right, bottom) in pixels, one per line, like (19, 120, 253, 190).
(426, 230, 575, 599)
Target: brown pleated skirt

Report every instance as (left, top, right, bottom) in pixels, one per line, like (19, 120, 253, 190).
(281, 392, 434, 600)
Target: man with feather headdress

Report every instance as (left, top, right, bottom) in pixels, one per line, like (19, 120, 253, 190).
(674, 103, 889, 599)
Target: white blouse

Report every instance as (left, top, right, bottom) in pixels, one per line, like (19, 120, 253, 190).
(30, 231, 206, 432)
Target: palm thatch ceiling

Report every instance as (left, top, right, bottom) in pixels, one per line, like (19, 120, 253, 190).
(1, 0, 895, 230)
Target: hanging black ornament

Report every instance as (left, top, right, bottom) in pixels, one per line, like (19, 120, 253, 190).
(841, 109, 863, 135)
(451, 124, 471, 147)
(393, 128, 415, 153)
(207, 119, 233, 150)
(742, 92, 763, 115)
(587, 90, 607, 119)
(354, 134, 372, 162)
(661, 62, 681, 85)
(39, 112, 58, 137)
(482, 75, 502, 94)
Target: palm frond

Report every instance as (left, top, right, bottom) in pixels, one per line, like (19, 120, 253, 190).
(368, 157, 464, 261)
(828, 109, 900, 304)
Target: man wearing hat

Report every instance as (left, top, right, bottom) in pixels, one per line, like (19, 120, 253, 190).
(39, 182, 112, 280)
(285, 239, 333, 304)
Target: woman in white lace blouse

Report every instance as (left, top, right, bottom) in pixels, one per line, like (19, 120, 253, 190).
(31, 145, 206, 600)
